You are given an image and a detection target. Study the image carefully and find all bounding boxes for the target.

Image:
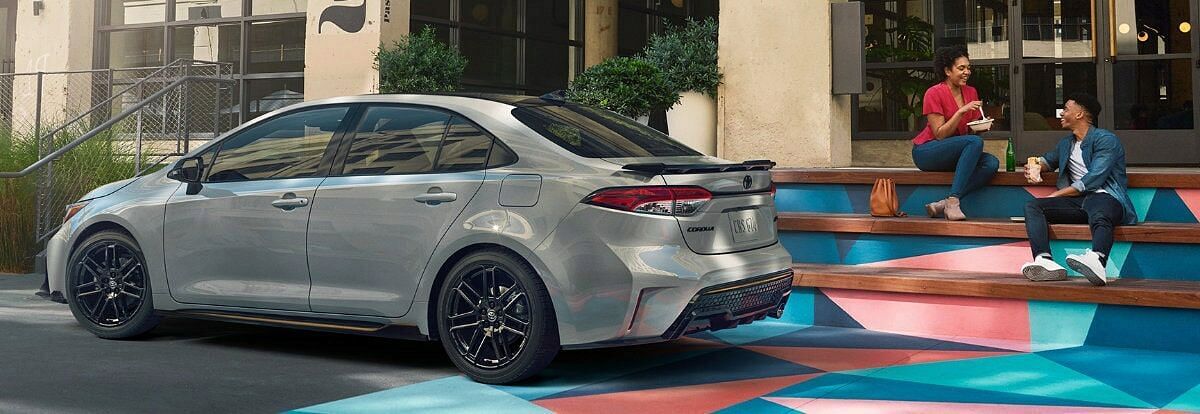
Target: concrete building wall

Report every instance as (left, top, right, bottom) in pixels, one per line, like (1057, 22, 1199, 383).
(583, 0, 617, 68)
(303, 0, 410, 100)
(716, 0, 852, 167)
(11, 0, 95, 127)
(852, 139, 1008, 168)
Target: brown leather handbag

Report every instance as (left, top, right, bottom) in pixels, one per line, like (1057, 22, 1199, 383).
(870, 178, 907, 217)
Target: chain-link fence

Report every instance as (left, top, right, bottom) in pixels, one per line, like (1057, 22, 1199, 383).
(0, 60, 237, 255)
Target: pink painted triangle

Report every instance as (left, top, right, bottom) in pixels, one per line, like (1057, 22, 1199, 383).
(763, 397, 1161, 414)
(743, 346, 1014, 373)
(534, 374, 820, 414)
(1176, 189, 1200, 222)
(860, 241, 1032, 273)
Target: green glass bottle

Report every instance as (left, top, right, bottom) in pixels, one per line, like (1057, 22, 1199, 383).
(1005, 138, 1016, 172)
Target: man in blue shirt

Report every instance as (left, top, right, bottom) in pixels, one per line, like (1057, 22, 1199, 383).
(1020, 93, 1136, 286)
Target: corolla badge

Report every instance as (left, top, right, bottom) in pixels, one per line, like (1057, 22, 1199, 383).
(319, 0, 367, 34)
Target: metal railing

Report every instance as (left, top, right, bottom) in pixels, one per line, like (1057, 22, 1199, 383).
(0, 59, 238, 242)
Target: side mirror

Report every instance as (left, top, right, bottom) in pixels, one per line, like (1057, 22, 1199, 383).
(167, 156, 205, 195)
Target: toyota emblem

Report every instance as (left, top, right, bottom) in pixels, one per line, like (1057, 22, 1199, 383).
(742, 175, 753, 190)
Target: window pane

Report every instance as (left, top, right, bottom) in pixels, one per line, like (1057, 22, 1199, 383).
(107, 29, 165, 69)
(343, 107, 450, 175)
(1022, 0, 1094, 58)
(526, 0, 572, 40)
(176, 0, 242, 21)
(525, 40, 570, 95)
(208, 106, 348, 182)
(460, 0, 519, 31)
(245, 78, 304, 120)
(173, 24, 241, 72)
(618, 7, 649, 56)
(864, 1, 934, 63)
(108, 0, 165, 25)
(251, 0, 306, 15)
(1023, 62, 1097, 131)
(247, 19, 305, 73)
(461, 30, 519, 85)
(937, 0, 1009, 59)
(438, 117, 492, 172)
(1113, 59, 1193, 130)
(858, 68, 936, 132)
(1113, 0, 1192, 56)
(512, 105, 701, 158)
(412, 0, 450, 19)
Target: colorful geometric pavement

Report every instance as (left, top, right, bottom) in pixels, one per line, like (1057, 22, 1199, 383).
(288, 316, 1200, 413)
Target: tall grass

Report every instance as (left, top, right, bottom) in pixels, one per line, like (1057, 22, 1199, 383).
(0, 125, 144, 273)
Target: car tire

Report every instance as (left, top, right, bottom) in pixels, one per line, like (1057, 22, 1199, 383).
(436, 249, 559, 384)
(65, 230, 161, 339)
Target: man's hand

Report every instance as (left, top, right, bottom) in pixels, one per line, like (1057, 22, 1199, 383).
(1025, 157, 1044, 184)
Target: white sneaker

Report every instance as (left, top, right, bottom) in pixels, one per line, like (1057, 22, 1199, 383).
(1022, 256, 1067, 281)
(1067, 250, 1107, 286)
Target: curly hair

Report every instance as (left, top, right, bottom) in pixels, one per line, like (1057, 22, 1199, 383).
(933, 46, 970, 81)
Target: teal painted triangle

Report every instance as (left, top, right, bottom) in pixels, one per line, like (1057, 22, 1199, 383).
(847, 353, 1154, 408)
(1039, 346, 1200, 408)
(1029, 301, 1097, 352)
(1165, 381, 1200, 411)
(1128, 188, 1156, 223)
(715, 397, 805, 414)
(769, 372, 1141, 408)
(1146, 189, 1200, 223)
(778, 288, 815, 326)
(1106, 242, 1133, 277)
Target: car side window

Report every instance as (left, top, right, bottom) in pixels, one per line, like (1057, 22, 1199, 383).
(206, 106, 349, 182)
(436, 116, 494, 172)
(342, 106, 451, 175)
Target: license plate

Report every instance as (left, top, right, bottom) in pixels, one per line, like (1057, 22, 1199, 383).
(728, 210, 761, 243)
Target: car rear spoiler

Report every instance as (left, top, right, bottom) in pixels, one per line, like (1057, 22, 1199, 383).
(621, 160, 776, 175)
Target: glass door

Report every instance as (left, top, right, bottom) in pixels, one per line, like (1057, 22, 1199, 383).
(1015, 0, 1199, 165)
(1104, 0, 1198, 164)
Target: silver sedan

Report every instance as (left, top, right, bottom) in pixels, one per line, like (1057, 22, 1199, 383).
(46, 94, 793, 384)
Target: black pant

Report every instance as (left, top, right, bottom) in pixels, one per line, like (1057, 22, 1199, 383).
(1024, 193, 1125, 260)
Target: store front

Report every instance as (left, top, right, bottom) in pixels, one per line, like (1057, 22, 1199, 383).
(858, 0, 1198, 166)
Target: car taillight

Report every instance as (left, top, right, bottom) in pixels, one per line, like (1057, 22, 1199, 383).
(583, 186, 712, 216)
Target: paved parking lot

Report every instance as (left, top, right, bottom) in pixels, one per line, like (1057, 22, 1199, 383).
(0, 273, 458, 413)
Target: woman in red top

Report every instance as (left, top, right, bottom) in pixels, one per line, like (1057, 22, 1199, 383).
(911, 46, 999, 221)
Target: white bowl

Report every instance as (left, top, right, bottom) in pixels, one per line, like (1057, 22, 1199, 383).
(967, 118, 993, 133)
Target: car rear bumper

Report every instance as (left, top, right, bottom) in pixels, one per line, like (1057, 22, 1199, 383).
(660, 268, 792, 340)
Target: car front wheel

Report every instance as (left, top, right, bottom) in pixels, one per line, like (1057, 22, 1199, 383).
(65, 230, 161, 339)
(436, 249, 559, 384)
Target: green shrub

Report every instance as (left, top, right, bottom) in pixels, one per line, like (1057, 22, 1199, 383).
(566, 57, 678, 119)
(0, 125, 145, 273)
(643, 17, 721, 98)
(376, 26, 468, 94)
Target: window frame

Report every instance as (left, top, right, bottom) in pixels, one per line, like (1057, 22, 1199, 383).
(330, 103, 517, 177)
(202, 103, 358, 183)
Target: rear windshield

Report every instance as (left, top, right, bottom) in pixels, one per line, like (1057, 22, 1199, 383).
(512, 104, 701, 158)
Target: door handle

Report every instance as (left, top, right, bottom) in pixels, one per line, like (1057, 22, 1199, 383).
(271, 194, 310, 210)
(414, 193, 457, 204)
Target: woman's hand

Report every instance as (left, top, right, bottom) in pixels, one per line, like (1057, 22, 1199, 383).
(957, 100, 983, 116)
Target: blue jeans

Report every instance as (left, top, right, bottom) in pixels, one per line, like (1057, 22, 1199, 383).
(1024, 193, 1125, 262)
(911, 135, 999, 198)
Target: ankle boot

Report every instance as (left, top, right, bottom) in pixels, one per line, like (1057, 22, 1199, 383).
(925, 199, 946, 218)
(944, 196, 966, 221)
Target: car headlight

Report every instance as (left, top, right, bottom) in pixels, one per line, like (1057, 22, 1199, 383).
(64, 201, 89, 223)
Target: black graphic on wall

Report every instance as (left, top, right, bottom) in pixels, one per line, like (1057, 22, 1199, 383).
(318, 0, 367, 34)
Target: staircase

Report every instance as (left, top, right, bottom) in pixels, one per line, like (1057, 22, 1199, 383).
(774, 168, 1200, 354)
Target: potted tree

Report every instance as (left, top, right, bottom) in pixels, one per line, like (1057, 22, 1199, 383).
(375, 26, 468, 93)
(566, 56, 678, 125)
(643, 18, 721, 155)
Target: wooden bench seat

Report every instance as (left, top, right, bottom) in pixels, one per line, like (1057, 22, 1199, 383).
(792, 263, 1200, 309)
(772, 168, 1200, 189)
(778, 213, 1200, 244)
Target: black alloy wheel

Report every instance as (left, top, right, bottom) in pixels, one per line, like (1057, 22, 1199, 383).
(66, 231, 161, 338)
(437, 249, 558, 384)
